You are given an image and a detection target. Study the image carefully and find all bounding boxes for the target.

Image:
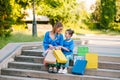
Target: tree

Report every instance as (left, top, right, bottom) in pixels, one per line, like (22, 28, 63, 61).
(37, 0, 79, 27)
(100, 0, 116, 30)
(0, 0, 26, 37)
(91, 0, 101, 22)
(0, 0, 13, 37)
(37, 0, 91, 33)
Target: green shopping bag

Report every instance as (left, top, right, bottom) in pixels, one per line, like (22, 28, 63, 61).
(77, 46, 88, 56)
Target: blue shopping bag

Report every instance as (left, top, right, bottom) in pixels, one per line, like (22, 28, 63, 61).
(72, 60, 87, 75)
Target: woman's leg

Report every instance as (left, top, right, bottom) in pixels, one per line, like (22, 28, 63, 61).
(48, 63, 58, 73)
(48, 64, 53, 73)
(51, 63, 58, 73)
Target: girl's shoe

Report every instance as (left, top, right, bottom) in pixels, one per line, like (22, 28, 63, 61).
(53, 67, 58, 73)
(62, 69, 67, 74)
(58, 68, 63, 73)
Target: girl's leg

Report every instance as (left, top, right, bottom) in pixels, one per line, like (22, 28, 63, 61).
(64, 55, 70, 68)
(62, 55, 73, 74)
(58, 63, 63, 73)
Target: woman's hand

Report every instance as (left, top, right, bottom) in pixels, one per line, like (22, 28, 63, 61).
(49, 44, 54, 49)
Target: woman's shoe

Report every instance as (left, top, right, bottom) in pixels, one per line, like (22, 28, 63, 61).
(48, 67, 53, 73)
(53, 67, 58, 73)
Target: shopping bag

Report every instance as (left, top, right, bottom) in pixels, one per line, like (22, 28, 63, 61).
(86, 53, 98, 69)
(44, 50, 56, 64)
(74, 56, 85, 65)
(77, 46, 89, 56)
(54, 50, 67, 63)
(72, 60, 87, 75)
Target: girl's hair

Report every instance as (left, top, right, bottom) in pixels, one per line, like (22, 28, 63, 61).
(52, 22, 63, 33)
(66, 29, 74, 36)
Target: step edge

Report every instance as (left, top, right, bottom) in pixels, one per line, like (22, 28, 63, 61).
(1, 68, 120, 80)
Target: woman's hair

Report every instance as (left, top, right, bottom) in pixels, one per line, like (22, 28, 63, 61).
(52, 22, 63, 33)
(66, 29, 74, 36)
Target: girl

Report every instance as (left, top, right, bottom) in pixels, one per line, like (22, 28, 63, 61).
(58, 29, 74, 74)
(43, 22, 64, 73)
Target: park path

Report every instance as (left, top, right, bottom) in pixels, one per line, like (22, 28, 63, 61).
(75, 34, 120, 56)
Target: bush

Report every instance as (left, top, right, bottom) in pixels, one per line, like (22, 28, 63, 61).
(110, 23, 120, 32)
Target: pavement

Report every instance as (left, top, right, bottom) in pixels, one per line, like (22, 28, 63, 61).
(74, 34, 120, 56)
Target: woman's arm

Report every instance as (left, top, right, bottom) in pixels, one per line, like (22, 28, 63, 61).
(43, 32, 50, 50)
(56, 34, 64, 50)
(59, 34, 64, 46)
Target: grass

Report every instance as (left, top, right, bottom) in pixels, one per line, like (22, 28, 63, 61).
(0, 30, 44, 49)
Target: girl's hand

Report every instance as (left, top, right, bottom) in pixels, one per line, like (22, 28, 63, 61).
(57, 46, 62, 50)
(61, 46, 70, 51)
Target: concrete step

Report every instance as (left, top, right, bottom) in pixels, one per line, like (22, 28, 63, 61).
(8, 62, 120, 78)
(22, 50, 43, 56)
(98, 55, 120, 63)
(15, 55, 44, 63)
(22, 50, 120, 63)
(14, 55, 120, 70)
(99, 61, 120, 70)
(0, 75, 49, 80)
(8, 62, 47, 71)
(1, 68, 119, 80)
(85, 69, 120, 78)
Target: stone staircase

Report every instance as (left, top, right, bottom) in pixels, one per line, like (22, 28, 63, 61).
(0, 49, 120, 80)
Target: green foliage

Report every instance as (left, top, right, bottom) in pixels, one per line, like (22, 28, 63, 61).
(37, 0, 90, 33)
(3, 0, 96, 34)
(0, 0, 13, 37)
(15, 0, 30, 8)
(91, 0, 101, 22)
(115, 0, 120, 22)
(10, 0, 23, 22)
(37, 0, 70, 26)
(110, 23, 120, 32)
(90, 0, 120, 32)
(0, 0, 26, 37)
(1, 0, 119, 38)
(100, 0, 116, 29)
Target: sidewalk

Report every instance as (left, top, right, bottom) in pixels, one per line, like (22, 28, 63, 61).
(74, 34, 120, 56)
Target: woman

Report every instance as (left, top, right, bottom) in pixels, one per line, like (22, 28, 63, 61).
(43, 22, 64, 73)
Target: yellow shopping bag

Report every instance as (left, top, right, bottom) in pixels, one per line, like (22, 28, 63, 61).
(54, 50, 67, 63)
(86, 53, 98, 69)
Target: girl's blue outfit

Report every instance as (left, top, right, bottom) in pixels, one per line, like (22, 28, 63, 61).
(62, 38, 74, 67)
